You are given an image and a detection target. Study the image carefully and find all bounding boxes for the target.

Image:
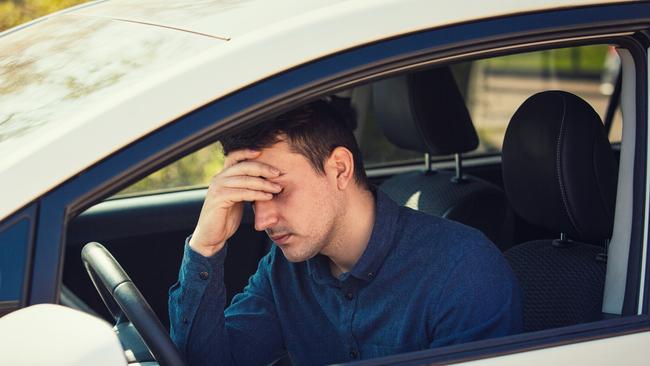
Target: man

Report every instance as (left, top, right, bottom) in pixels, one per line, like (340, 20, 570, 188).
(169, 98, 522, 366)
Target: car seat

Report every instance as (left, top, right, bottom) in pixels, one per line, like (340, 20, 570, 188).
(372, 66, 514, 250)
(502, 90, 618, 332)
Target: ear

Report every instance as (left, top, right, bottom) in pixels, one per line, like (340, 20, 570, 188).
(325, 146, 355, 190)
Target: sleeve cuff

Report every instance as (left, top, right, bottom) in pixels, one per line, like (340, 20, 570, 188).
(180, 236, 228, 284)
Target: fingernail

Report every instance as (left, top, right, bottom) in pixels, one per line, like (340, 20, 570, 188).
(271, 167, 280, 174)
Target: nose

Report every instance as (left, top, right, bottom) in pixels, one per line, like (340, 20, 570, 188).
(253, 199, 279, 231)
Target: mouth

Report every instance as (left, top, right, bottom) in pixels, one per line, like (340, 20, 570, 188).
(270, 233, 292, 245)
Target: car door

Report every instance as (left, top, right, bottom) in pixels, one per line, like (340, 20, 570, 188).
(14, 2, 650, 365)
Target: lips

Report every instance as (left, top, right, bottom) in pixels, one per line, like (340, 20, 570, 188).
(270, 233, 292, 245)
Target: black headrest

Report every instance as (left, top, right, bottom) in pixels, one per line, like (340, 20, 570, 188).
(372, 67, 478, 155)
(502, 91, 617, 243)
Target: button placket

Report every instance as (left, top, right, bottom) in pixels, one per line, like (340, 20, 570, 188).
(342, 281, 360, 362)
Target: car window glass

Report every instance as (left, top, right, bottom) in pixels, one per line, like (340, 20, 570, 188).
(458, 45, 622, 154)
(351, 45, 622, 169)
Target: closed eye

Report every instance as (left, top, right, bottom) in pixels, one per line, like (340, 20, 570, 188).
(273, 187, 285, 199)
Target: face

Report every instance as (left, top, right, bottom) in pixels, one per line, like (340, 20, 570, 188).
(249, 140, 343, 262)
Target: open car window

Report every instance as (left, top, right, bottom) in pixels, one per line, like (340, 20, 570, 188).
(115, 45, 622, 197)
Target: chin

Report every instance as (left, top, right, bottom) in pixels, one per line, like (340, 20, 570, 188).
(278, 245, 318, 263)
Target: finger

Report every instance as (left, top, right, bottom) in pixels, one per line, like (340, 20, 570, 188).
(221, 176, 283, 193)
(224, 149, 261, 168)
(220, 188, 274, 204)
(222, 160, 280, 179)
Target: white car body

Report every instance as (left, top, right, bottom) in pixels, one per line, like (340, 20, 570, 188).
(0, 0, 648, 365)
(0, 304, 127, 365)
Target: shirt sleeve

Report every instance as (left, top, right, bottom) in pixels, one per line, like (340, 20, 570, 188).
(168, 238, 286, 366)
(427, 239, 523, 348)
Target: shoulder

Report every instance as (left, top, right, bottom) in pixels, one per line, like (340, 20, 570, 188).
(391, 206, 517, 285)
(395, 205, 495, 256)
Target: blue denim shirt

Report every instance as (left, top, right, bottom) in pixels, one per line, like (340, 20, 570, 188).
(169, 191, 522, 366)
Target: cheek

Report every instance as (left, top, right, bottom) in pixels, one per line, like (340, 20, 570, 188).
(282, 180, 335, 228)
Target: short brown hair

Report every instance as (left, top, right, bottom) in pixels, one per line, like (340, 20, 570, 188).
(221, 97, 368, 188)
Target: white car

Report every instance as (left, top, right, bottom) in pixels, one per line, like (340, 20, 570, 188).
(0, 0, 649, 365)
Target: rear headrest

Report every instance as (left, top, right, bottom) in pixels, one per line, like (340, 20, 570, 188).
(502, 91, 617, 243)
(372, 67, 478, 155)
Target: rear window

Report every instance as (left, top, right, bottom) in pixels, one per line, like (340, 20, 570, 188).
(355, 45, 622, 168)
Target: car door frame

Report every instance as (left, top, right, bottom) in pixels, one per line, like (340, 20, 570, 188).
(15, 2, 650, 364)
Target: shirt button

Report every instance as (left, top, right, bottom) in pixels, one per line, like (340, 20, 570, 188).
(350, 350, 359, 359)
(182, 317, 189, 324)
(345, 292, 354, 300)
(367, 272, 374, 279)
(199, 271, 209, 280)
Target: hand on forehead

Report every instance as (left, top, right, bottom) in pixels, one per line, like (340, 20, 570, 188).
(224, 150, 289, 186)
(226, 141, 297, 172)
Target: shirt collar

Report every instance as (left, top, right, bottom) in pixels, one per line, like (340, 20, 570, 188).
(307, 188, 400, 285)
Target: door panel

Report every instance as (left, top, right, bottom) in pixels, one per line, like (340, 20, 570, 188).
(455, 331, 650, 366)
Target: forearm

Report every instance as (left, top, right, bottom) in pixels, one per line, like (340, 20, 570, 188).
(170, 150, 284, 365)
(169, 240, 234, 366)
(169, 240, 286, 366)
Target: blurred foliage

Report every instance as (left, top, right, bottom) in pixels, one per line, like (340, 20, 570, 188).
(118, 142, 225, 196)
(0, 0, 87, 31)
(485, 45, 608, 74)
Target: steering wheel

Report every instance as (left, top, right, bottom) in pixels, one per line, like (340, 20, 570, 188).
(82, 242, 186, 366)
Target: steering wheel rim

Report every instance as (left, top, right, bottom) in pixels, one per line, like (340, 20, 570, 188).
(82, 242, 186, 366)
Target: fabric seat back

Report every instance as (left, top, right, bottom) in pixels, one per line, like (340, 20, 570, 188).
(373, 67, 513, 250)
(502, 91, 617, 331)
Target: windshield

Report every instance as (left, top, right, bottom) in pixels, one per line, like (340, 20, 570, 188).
(0, 13, 222, 159)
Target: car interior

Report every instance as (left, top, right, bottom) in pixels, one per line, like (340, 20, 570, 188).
(60, 41, 637, 363)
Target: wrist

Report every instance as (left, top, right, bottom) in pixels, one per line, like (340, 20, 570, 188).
(188, 236, 225, 257)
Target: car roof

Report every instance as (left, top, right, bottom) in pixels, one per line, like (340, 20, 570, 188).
(0, 0, 623, 221)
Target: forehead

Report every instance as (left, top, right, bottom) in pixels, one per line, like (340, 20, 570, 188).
(250, 140, 310, 172)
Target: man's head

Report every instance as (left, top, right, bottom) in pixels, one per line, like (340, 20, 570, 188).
(222, 98, 368, 188)
(221, 98, 370, 262)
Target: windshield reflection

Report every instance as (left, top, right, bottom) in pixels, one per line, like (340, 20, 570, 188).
(0, 13, 221, 150)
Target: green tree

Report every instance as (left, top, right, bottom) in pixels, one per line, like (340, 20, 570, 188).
(0, 0, 87, 32)
(119, 143, 225, 196)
